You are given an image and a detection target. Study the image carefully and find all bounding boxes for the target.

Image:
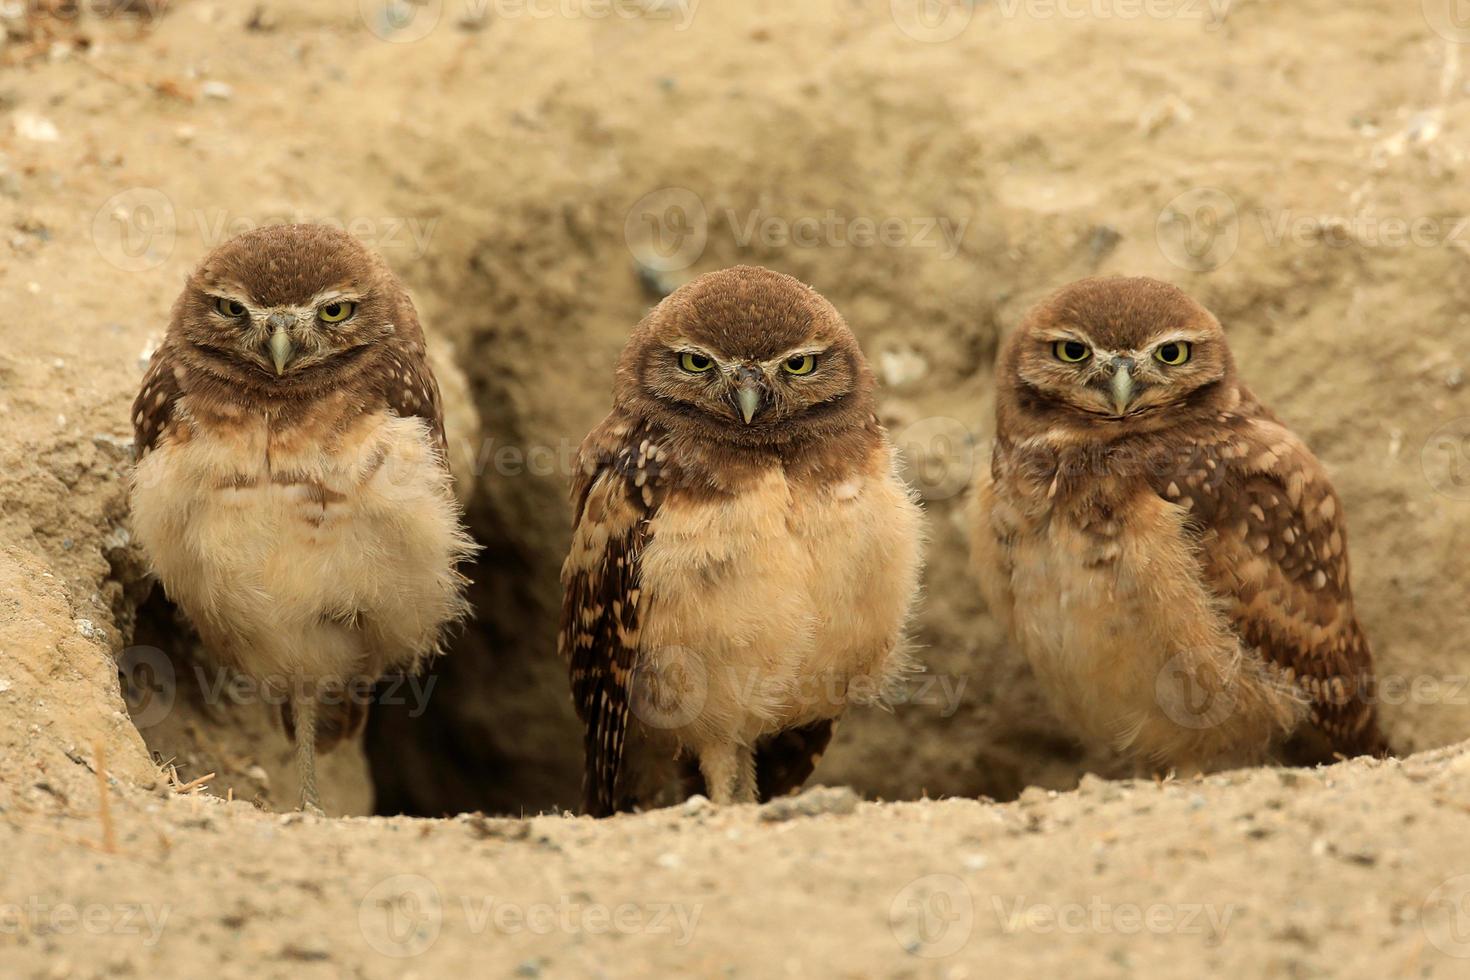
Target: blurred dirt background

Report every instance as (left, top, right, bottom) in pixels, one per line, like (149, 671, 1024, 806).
(4, 0, 1470, 975)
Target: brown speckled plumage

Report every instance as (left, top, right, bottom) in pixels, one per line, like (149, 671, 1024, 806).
(971, 276, 1387, 771)
(130, 224, 474, 810)
(560, 266, 924, 816)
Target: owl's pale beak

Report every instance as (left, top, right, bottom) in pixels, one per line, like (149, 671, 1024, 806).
(733, 366, 764, 424)
(736, 385, 762, 425)
(1109, 358, 1136, 416)
(268, 322, 295, 376)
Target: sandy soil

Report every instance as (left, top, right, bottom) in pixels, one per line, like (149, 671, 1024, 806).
(3, 0, 1470, 975)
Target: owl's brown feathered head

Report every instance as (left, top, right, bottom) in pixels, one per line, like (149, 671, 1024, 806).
(999, 276, 1236, 438)
(615, 266, 876, 448)
(168, 223, 417, 399)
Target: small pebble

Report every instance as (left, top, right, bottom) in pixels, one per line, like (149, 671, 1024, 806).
(75, 618, 106, 641)
(14, 113, 60, 142)
(759, 786, 859, 822)
(280, 941, 330, 961)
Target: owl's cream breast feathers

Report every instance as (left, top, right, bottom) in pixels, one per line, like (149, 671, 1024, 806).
(976, 467, 1307, 770)
(636, 445, 923, 750)
(130, 394, 473, 684)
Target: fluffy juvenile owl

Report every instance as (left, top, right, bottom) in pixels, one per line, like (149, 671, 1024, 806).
(560, 265, 924, 816)
(971, 276, 1388, 772)
(130, 224, 475, 811)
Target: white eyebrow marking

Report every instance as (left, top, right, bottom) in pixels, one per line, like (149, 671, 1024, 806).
(1039, 327, 1094, 344)
(207, 289, 253, 307)
(767, 345, 827, 363)
(1149, 331, 1207, 347)
(308, 289, 360, 307)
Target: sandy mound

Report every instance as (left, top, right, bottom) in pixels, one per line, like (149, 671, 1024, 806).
(3, 0, 1469, 974)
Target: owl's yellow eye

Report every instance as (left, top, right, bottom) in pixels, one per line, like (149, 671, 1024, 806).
(215, 298, 247, 318)
(318, 302, 356, 324)
(1154, 341, 1193, 365)
(679, 351, 715, 373)
(782, 354, 817, 376)
(1053, 340, 1091, 363)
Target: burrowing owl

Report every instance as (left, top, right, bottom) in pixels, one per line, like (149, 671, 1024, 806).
(130, 224, 475, 810)
(560, 266, 924, 816)
(971, 276, 1387, 772)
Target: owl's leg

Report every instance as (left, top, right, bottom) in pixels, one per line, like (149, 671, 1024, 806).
(698, 743, 738, 805)
(699, 742, 757, 805)
(732, 746, 758, 804)
(291, 687, 323, 813)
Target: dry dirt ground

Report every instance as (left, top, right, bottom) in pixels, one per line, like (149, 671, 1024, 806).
(4, 0, 1470, 976)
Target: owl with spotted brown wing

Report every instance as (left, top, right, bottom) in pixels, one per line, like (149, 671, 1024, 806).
(130, 224, 476, 811)
(970, 276, 1389, 772)
(560, 266, 924, 816)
